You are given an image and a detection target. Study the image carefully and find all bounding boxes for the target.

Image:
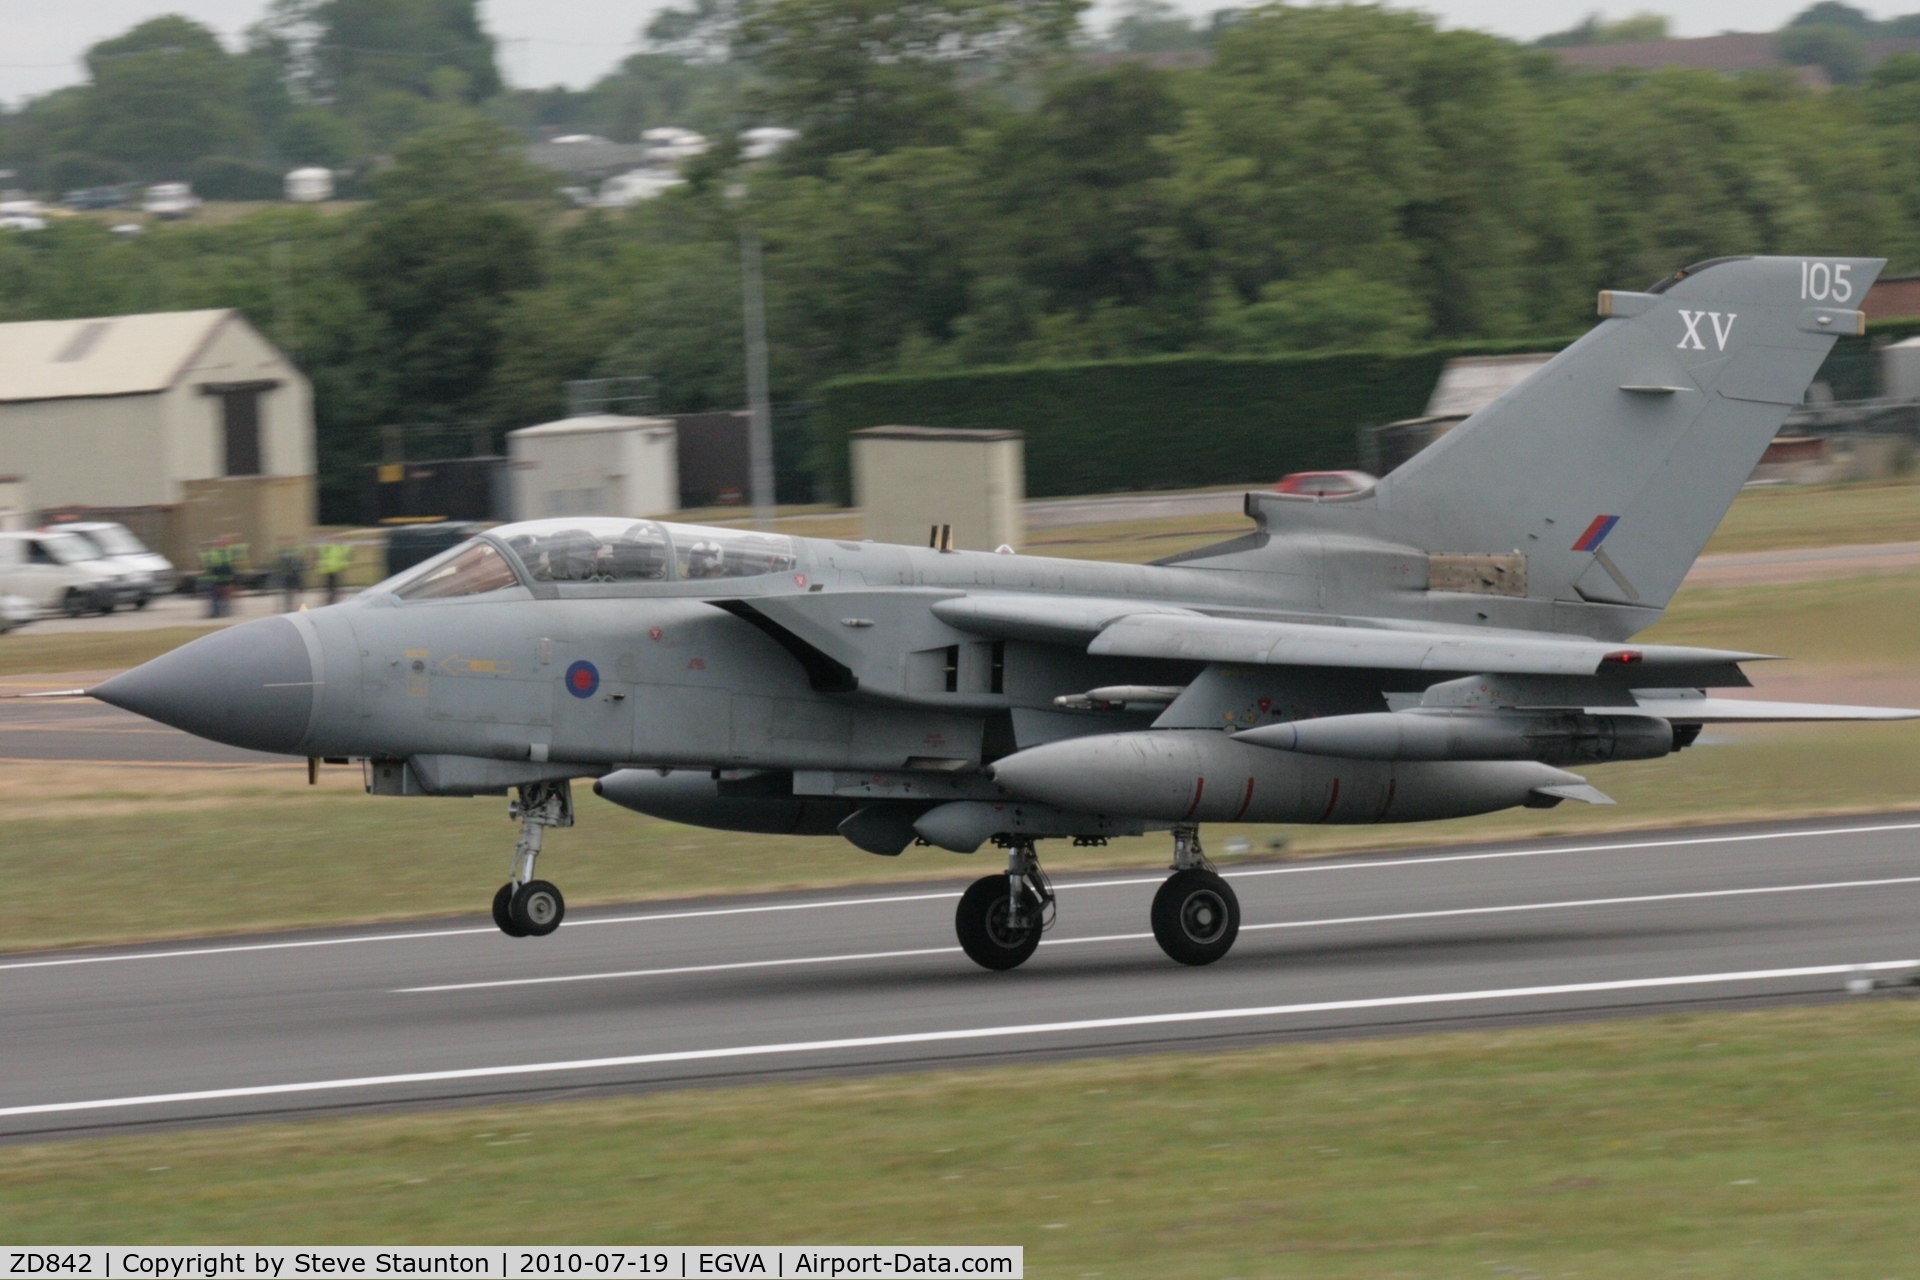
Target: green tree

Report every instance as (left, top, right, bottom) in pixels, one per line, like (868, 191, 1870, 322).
(1202, 270, 1430, 352)
(1787, 2, 1873, 31)
(487, 221, 750, 425)
(346, 122, 546, 423)
(733, 0, 1087, 168)
(1554, 67, 1908, 284)
(1536, 12, 1668, 47)
(367, 117, 552, 203)
(493, 54, 744, 143)
(76, 16, 258, 168)
(312, 0, 502, 108)
(1862, 50, 1920, 126)
(968, 63, 1199, 357)
(1104, 0, 1207, 52)
(757, 145, 990, 369)
(1778, 24, 1868, 85)
(1167, 5, 1592, 340)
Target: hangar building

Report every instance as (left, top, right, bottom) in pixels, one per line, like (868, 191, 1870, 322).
(0, 309, 314, 567)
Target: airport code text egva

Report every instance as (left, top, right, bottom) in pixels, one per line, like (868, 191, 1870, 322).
(4, 1251, 1019, 1280)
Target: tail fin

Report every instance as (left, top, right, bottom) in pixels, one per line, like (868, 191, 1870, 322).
(1373, 255, 1882, 610)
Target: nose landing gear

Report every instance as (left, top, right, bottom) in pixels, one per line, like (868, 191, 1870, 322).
(491, 780, 572, 938)
(955, 838, 1055, 970)
(1152, 825, 1240, 965)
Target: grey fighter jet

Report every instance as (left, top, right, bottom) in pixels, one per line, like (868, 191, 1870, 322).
(95, 255, 1919, 970)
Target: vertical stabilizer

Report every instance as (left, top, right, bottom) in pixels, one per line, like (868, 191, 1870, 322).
(1372, 255, 1882, 610)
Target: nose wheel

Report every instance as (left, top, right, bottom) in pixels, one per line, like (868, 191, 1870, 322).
(955, 839, 1054, 970)
(491, 883, 527, 937)
(491, 780, 572, 938)
(1152, 826, 1240, 966)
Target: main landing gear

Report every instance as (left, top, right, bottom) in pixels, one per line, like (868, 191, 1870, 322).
(951, 825, 1241, 971)
(1150, 825, 1240, 966)
(491, 780, 572, 938)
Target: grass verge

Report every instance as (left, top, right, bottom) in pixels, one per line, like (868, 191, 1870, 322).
(1703, 476, 1920, 554)
(1644, 567, 1920, 667)
(0, 626, 219, 679)
(5, 1000, 1919, 1273)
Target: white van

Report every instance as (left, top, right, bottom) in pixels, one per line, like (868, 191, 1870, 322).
(45, 521, 177, 607)
(0, 531, 126, 616)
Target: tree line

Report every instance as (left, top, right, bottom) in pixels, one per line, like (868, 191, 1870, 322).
(5, 1, 1920, 518)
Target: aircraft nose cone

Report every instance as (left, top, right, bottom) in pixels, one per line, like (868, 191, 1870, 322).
(92, 616, 315, 754)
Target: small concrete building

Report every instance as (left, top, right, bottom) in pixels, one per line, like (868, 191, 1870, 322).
(851, 425, 1023, 552)
(1881, 335, 1920, 400)
(0, 309, 314, 567)
(508, 414, 679, 520)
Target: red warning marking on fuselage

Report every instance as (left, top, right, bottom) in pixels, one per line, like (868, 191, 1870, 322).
(1233, 776, 1256, 821)
(1317, 778, 1342, 823)
(1182, 776, 1207, 820)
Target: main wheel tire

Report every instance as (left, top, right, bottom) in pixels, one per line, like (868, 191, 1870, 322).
(1151, 869, 1241, 966)
(955, 874, 1044, 971)
(511, 879, 565, 936)
(492, 883, 528, 937)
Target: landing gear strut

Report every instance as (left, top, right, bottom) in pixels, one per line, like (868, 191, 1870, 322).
(492, 780, 572, 938)
(955, 838, 1055, 970)
(1151, 825, 1240, 966)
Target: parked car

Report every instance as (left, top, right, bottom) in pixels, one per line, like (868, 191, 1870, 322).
(0, 214, 46, 232)
(0, 594, 35, 633)
(62, 184, 134, 210)
(142, 182, 202, 219)
(0, 531, 129, 616)
(42, 521, 177, 607)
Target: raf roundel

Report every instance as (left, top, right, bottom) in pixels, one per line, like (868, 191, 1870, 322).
(564, 659, 600, 699)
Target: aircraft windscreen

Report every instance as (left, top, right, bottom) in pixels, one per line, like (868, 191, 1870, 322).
(503, 520, 673, 583)
(391, 540, 521, 600)
(666, 525, 796, 579)
(486, 519, 796, 582)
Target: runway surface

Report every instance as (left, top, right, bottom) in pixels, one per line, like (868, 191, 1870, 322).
(4, 814, 1919, 1140)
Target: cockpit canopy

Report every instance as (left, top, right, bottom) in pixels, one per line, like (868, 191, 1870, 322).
(381, 518, 798, 600)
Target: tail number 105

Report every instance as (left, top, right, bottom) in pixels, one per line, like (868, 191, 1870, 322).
(1802, 261, 1854, 302)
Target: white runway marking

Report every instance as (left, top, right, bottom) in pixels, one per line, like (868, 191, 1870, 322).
(0, 893, 968, 973)
(1221, 819, 1920, 880)
(1238, 872, 1920, 933)
(391, 872, 1920, 994)
(8, 959, 1916, 1120)
(5, 818, 1918, 975)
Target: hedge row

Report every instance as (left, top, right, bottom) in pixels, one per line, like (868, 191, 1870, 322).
(809, 321, 1920, 502)
(813, 341, 1576, 502)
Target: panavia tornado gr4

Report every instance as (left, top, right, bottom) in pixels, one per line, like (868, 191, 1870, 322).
(95, 255, 1919, 970)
